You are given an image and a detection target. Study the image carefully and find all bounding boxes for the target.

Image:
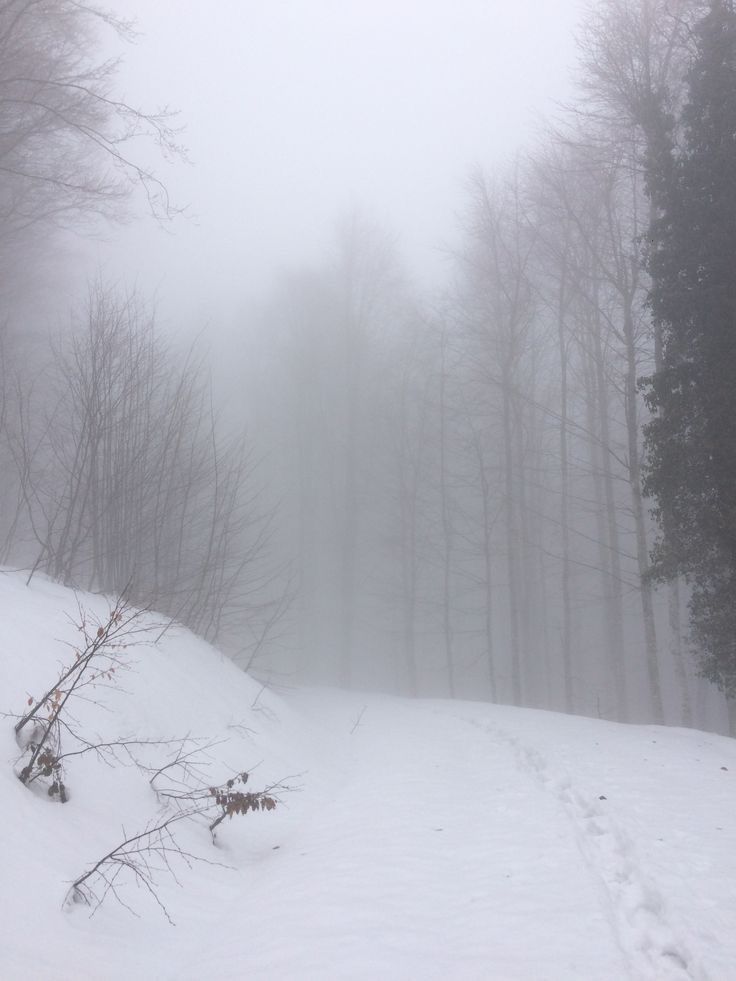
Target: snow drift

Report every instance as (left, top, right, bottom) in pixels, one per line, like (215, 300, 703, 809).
(0, 569, 734, 980)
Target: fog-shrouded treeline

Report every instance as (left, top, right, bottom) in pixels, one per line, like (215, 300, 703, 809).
(240, 0, 733, 730)
(0, 0, 734, 731)
(3, 284, 285, 647)
(0, 1, 288, 669)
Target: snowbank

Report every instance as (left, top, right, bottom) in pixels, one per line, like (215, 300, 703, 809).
(0, 569, 734, 980)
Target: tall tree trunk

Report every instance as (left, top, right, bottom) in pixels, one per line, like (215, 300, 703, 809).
(339, 352, 359, 689)
(668, 579, 692, 726)
(590, 298, 629, 721)
(478, 448, 497, 701)
(502, 373, 522, 706)
(466, 407, 497, 700)
(557, 267, 574, 713)
(623, 295, 663, 723)
(398, 371, 420, 696)
(438, 330, 455, 698)
(653, 281, 693, 726)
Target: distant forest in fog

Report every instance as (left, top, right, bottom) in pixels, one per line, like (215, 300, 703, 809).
(1, 0, 734, 734)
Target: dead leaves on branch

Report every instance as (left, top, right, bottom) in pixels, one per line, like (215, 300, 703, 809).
(206, 771, 278, 832)
(67, 766, 286, 922)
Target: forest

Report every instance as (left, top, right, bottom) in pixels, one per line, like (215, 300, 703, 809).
(1, 0, 735, 734)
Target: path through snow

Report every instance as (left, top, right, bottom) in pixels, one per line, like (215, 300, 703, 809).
(463, 715, 704, 980)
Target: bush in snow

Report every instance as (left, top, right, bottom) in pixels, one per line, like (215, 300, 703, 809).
(12, 596, 149, 800)
(7, 590, 289, 921)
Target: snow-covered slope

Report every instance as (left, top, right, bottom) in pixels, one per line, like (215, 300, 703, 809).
(0, 569, 734, 981)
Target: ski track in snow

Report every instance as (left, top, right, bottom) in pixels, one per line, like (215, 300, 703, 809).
(460, 715, 706, 981)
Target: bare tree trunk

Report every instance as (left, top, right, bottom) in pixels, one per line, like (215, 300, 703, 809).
(653, 285, 693, 726)
(438, 329, 456, 698)
(463, 394, 498, 701)
(623, 296, 663, 723)
(400, 499, 419, 696)
(397, 363, 422, 697)
(338, 273, 361, 688)
(514, 391, 537, 701)
(728, 698, 736, 738)
(557, 270, 574, 713)
(476, 435, 497, 702)
(590, 298, 629, 721)
(502, 374, 522, 706)
(668, 579, 692, 726)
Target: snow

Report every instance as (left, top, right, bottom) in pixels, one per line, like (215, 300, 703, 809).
(0, 569, 734, 980)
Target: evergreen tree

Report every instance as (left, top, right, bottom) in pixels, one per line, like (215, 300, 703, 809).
(643, 0, 736, 709)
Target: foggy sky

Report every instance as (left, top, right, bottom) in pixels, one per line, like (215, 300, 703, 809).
(83, 0, 583, 336)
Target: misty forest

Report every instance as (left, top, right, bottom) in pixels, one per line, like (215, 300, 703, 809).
(2, 0, 736, 740)
(5, 2, 736, 977)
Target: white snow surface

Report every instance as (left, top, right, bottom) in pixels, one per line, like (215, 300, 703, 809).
(0, 570, 735, 981)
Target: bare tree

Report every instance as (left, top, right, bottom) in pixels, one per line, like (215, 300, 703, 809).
(332, 215, 403, 686)
(385, 311, 436, 695)
(0, 1, 184, 569)
(0, 0, 182, 249)
(9, 284, 283, 660)
(455, 169, 540, 707)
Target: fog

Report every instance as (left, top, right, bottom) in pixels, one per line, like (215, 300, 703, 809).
(89, 0, 580, 320)
(1, 0, 733, 735)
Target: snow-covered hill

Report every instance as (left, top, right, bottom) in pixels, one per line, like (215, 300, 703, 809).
(0, 569, 734, 980)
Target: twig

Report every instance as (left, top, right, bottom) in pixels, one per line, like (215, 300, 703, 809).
(350, 705, 367, 735)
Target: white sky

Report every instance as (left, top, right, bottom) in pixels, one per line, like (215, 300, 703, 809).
(84, 0, 585, 333)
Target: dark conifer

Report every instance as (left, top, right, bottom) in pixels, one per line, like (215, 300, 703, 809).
(643, 0, 736, 706)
